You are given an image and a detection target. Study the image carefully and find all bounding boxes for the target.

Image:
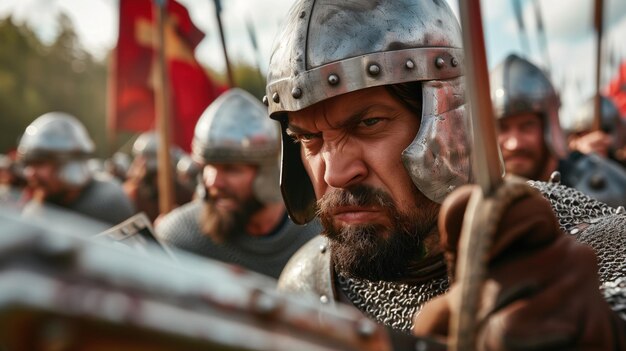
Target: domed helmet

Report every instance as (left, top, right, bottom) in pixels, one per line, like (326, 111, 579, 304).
(192, 88, 282, 204)
(131, 132, 184, 172)
(17, 112, 95, 187)
(176, 153, 202, 192)
(264, 0, 470, 224)
(568, 95, 622, 137)
(490, 54, 568, 159)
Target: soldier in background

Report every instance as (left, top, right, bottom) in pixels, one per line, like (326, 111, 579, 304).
(104, 151, 132, 182)
(567, 95, 626, 162)
(175, 153, 202, 200)
(0, 153, 24, 208)
(492, 54, 626, 207)
(156, 88, 319, 279)
(123, 132, 194, 222)
(265, 0, 626, 348)
(18, 112, 135, 225)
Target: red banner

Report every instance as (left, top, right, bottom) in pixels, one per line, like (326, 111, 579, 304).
(109, 0, 224, 152)
(606, 61, 626, 119)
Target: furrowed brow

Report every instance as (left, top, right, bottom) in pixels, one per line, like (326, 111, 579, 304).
(286, 105, 380, 135)
(285, 123, 314, 136)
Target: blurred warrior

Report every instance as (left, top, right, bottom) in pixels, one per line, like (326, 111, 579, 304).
(123, 132, 194, 222)
(18, 112, 135, 225)
(156, 89, 319, 279)
(265, 0, 626, 348)
(567, 94, 626, 162)
(492, 54, 626, 207)
(0, 153, 25, 208)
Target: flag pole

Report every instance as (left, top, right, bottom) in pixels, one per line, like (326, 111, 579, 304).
(213, 0, 235, 87)
(154, 0, 175, 215)
(593, 0, 605, 132)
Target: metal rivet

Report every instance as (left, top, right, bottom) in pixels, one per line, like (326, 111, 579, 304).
(435, 57, 445, 68)
(356, 319, 376, 338)
(319, 244, 327, 254)
(320, 295, 329, 304)
(291, 87, 302, 99)
(262, 95, 269, 106)
(272, 92, 280, 103)
(299, 11, 306, 18)
(327, 74, 340, 85)
(451, 57, 459, 67)
(549, 171, 561, 184)
(367, 64, 380, 76)
(570, 228, 580, 235)
(617, 206, 625, 215)
(405, 59, 415, 69)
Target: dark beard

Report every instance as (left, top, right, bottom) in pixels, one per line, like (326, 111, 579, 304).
(318, 184, 438, 281)
(200, 194, 263, 244)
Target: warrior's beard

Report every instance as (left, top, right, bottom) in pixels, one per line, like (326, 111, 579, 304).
(318, 184, 438, 281)
(200, 192, 263, 244)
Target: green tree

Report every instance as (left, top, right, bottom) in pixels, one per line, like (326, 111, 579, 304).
(0, 14, 107, 157)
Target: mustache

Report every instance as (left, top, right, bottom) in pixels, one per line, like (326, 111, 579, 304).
(502, 149, 535, 159)
(316, 185, 395, 217)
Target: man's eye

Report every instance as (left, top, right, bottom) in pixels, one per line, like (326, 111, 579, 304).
(300, 133, 317, 141)
(290, 133, 319, 143)
(361, 118, 381, 127)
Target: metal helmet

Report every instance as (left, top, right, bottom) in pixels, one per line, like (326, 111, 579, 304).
(490, 54, 568, 159)
(17, 112, 95, 187)
(568, 95, 621, 136)
(132, 131, 183, 172)
(192, 88, 282, 204)
(265, 0, 469, 224)
(176, 153, 202, 192)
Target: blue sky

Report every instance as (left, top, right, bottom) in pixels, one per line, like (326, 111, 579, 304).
(1, 0, 625, 125)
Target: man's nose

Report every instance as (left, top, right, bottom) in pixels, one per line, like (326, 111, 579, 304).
(322, 147, 367, 189)
(501, 132, 521, 151)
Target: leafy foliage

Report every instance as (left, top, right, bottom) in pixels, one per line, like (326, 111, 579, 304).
(0, 14, 108, 156)
(0, 14, 267, 158)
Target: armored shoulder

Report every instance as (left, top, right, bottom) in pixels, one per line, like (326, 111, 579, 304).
(155, 200, 203, 245)
(528, 180, 617, 231)
(530, 180, 626, 320)
(277, 235, 335, 302)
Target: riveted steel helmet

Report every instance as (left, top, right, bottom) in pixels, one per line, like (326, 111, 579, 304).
(568, 95, 621, 135)
(192, 88, 282, 204)
(265, 0, 469, 224)
(17, 112, 95, 187)
(490, 54, 568, 158)
(132, 131, 184, 172)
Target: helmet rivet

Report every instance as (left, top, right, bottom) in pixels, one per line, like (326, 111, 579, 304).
(367, 64, 381, 76)
(272, 92, 280, 103)
(291, 87, 302, 99)
(451, 57, 459, 67)
(435, 57, 445, 68)
(299, 11, 306, 18)
(327, 74, 340, 86)
(405, 59, 415, 69)
(262, 95, 269, 106)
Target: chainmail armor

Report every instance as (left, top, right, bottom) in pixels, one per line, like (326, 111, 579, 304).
(527, 180, 617, 231)
(337, 180, 626, 333)
(337, 274, 449, 332)
(67, 174, 135, 225)
(156, 199, 319, 279)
